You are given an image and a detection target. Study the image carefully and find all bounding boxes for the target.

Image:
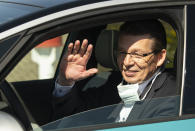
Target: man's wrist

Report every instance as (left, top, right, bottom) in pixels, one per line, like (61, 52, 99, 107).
(54, 81, 74, 97)
(57, 75, 75, 86)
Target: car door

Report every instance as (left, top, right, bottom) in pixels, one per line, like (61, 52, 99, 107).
(1, 0, 194, 131)
(84, 3, 195, 131)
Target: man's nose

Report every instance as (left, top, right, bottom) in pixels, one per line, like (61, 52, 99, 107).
(123, 54, 134, 66)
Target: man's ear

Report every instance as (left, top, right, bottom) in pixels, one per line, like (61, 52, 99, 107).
(156, 49, 167, 67)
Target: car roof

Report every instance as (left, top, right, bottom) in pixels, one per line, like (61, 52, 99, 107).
(0, 0, 78, 8)
(0, 0, 188, 40)
(0, 0, 168, 8)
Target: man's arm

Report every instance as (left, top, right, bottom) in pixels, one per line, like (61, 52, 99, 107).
(52, 39, 99, 119)
(53, 82, 74, 97)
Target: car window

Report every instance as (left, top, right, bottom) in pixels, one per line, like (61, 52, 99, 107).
(4, 19, 180, 130)
(6, 34, 68, 82)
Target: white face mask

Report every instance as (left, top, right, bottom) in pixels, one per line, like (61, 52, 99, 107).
(117, 83, 140, 105)
(117, 70, 162, 106)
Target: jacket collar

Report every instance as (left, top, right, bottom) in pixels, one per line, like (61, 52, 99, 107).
(108, 70, 168, 121)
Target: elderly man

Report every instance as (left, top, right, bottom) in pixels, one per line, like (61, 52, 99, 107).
(52, 20, 179, 122)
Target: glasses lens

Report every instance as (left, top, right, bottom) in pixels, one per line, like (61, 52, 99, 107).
(117, 52, 149, 64)
(133, 57, 146, 63)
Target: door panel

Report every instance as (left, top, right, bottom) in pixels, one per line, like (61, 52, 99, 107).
(12, 79, 54, 125)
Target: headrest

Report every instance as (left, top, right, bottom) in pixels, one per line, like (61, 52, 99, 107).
(95, 30, 119, 70)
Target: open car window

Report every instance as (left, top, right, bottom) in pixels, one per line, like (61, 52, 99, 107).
(4, 19, 180, 131)
(37, 19, 179, 130)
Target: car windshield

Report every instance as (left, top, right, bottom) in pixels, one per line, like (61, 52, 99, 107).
(34, 96, 180, 131)
(0, 2, 41, 25)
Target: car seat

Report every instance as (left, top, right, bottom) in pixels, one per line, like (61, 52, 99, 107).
(81, 30, 121, 91)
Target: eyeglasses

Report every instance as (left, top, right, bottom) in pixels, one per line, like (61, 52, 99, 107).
(117, 50, 159, 64)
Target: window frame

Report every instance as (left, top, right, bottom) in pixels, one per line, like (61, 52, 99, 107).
(182, 4, 195, 115)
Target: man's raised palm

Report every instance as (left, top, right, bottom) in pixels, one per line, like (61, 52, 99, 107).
(58, 39, 98, 86)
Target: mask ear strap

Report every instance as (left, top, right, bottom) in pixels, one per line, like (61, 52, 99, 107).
(141, 71, 162, 100)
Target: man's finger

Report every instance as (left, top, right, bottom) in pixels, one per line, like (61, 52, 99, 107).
(67, 43, 73, 56)
(79, 39, 88, 56)
(81, 68, 98, 79)
(67, 54, 74, 61)
(83, 44, 93, 62)
(73, 40, 80, 55)
(87, 68, 98, 75)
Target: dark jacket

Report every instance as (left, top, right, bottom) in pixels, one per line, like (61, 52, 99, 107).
(52, 70, 179, 123)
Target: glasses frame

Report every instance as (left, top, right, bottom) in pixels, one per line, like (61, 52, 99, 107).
(116, 50, 161, 63)
(119, 50, 159, 57)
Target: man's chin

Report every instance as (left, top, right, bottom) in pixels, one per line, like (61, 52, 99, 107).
(123, 77, 139, 84)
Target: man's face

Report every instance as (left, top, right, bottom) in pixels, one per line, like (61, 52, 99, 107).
(117, 34, 164, 84)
